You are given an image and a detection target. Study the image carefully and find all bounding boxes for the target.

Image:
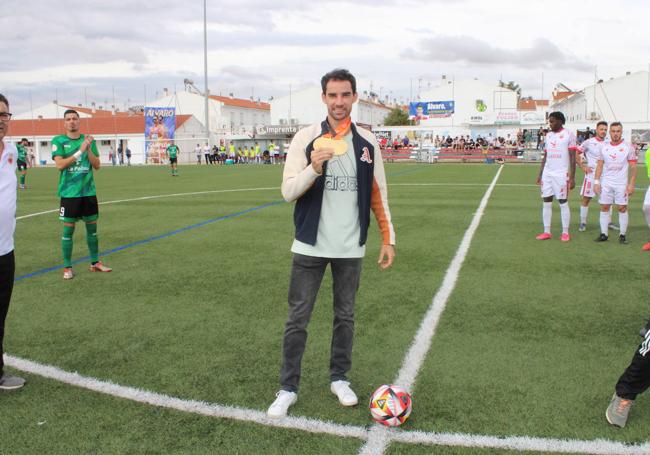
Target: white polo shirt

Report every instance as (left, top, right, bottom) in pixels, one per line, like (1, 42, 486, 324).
(0, 140, 17, 255)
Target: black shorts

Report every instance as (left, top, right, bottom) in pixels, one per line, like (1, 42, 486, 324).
(59, 196, 99, 222)
(170, 157, 177, 164)
(17, 160, 27, 171)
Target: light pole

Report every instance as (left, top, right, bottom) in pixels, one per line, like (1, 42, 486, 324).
(203, 0, 210, 147)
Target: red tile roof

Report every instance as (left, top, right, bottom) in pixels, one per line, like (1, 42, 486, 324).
(7, 115, 192, 137)
(62, 105, 137, 117)
(209, 95, 270, 110)
(517, 99, 550, 110)
(552, 91, 575, 102)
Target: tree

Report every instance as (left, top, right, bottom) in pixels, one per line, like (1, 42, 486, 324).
(383, 107, 411, 126)
(499, 80, 522, 97)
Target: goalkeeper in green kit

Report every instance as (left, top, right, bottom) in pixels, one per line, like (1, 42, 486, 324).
(52, 109, 112, 280)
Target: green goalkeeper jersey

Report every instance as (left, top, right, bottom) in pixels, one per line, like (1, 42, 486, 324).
(166, 144, 179, 159)
(16, 143, 27, 162)
(51, 134, 99, 198)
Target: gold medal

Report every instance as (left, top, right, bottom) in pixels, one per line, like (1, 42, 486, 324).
(314, 137, 348, 156)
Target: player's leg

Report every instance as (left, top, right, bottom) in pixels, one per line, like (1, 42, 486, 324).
(579, 174, 594, 231)
(83, 197, 111, 272)
(618, 205, 629, 244)
(537, 174, 554, 240)
(607, 320, 650, 427)
(329, 257, 362, 406)
(558, 197, 570, 241)
(557, 175, 571, 240)
(597, 185, 615, 241)
(59, 198, 80, 279)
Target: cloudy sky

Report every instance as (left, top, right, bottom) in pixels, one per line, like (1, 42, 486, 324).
(2, 0, 649, 115)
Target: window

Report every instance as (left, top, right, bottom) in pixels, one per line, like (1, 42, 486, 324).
(101, 140, 111, 146)
(40, 141, 48, 147)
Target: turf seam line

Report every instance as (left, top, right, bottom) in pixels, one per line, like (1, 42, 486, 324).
(14, 200, 283, 282)
(5, 354, 650, 454)
(359, 165, 505, 455)
(16, 187, 279, 220)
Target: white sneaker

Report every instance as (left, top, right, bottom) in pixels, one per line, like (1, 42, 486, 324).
(330, 380, 358, 406)
(267, 390, 297, 419)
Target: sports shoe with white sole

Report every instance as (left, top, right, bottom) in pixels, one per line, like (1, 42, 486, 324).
(330, 380, 358, 406)
(606, 394, 634, 428)
(578, 223, 586, 232)
(89, 261, 112, 273)
(0, 374, 25, 390)
(63, 267, 74, 280)
(267, 390, 297, 418)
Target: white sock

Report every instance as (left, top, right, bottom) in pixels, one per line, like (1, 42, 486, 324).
(643, 204, 650, 227)
(600, 211, 609, 236)
(580, 205, 588, 224)
(559, 202, 570, 234)
(609, 206, 613, 224)
(542, 202, 552, 233)
(619, 211, 629, 235)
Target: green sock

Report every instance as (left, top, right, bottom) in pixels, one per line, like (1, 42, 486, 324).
(62, 225, 75, 267)
(86, 223, 99, 263)
(20, 174, 25, 185)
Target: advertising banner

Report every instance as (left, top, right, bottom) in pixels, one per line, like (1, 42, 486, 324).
(409, 101, 455, 119)
(494, 111, 520, 125)
(145, 107, 176, 163)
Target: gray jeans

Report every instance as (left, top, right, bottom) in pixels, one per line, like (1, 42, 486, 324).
(279, 253, 363, 392)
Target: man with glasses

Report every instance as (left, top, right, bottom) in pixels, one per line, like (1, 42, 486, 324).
(0, 94, 26, 390)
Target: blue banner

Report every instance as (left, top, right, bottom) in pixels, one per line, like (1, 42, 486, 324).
(145, 107, 176, 164)
(409, 101, 455, 119)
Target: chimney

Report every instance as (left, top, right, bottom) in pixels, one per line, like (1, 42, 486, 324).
(91, 102, 96, 114)
(163, 88, 169, 97)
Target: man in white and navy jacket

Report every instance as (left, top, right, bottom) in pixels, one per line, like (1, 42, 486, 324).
(268, 69, 395, 418)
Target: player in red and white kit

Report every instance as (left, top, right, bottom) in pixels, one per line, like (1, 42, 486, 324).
(535, 112, 577, 242)
(577, 121, 608, 231)
(594, 122, 637, 244)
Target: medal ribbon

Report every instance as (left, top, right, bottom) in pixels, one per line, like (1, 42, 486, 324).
(323, 117, 352, 140)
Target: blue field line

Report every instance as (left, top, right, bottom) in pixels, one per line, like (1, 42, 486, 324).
(15, 200, 284, 283)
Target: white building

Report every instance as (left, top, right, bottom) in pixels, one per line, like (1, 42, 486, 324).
(150, 90, 271, 141)
(551, 71, 650, 142)
(6, 114, 205, 165)
(270, 86, 392, 128)
(375, 79, 535, 142)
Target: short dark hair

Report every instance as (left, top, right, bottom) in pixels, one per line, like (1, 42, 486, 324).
(63, 109, 79, 118)
(596, 121, 608, 128)
(548, 111, 565, 125)
(21, 138, 28, 143)
(0, 93, 8, 107)
(321, 68, 356, 94)
(610, 121, 623, 128)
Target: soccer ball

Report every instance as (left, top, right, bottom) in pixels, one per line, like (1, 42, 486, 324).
(369, 384, 412, 427)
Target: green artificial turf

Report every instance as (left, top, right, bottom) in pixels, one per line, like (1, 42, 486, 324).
(2, 162, 649, 454)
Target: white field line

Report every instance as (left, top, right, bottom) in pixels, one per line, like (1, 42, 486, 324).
(359, 165, 504, 455)
(15, 187, 278, 220)
(6, 354, 650, 455)
(390, 430, 650, 455)
(4, 355, 368, 440)
(15, 183, 542, 221)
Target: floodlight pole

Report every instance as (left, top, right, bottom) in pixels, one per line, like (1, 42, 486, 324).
(203, 0, 210, 147)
